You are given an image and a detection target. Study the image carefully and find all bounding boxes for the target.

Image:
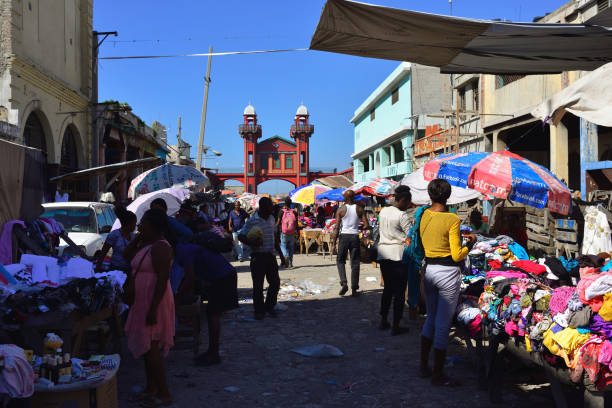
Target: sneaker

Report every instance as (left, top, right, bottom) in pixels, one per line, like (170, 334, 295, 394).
(339, 286, 349, 296)
(351, 290, 360, 297)
(254, 312, 265, 320)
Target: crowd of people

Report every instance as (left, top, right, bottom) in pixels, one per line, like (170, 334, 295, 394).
(99, 179, 512, 406)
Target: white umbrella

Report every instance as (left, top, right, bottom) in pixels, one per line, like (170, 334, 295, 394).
(398, 167, 482, 205)
(112, 187, 189, 231)
(128, 163, 210, 199)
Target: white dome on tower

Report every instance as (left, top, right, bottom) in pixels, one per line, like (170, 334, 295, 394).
(243, 104, 256, 115)
(296, 104, 308, 116)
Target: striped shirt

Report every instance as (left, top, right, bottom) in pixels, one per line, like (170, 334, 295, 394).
(239, 212, 276, 254)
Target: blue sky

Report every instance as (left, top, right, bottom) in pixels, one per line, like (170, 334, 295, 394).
(95, 0, 566, 194)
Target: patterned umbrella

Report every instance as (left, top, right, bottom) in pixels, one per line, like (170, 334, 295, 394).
(348, 178, 398, 197)
(128, 163, 210, 198)
(423, 151, 571, 215)
(290, 184, 332, 205)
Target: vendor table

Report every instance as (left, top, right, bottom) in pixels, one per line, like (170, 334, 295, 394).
(319, 233, 334, 260)
(300, 229, 322, 255)
(31, 354, 120, 408)
(459, 324, 607, 408)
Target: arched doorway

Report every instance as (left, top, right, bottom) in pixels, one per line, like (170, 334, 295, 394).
(23, 112, 47, 152)
(59, 126, 85, 199)
(223, 179, 245, 195)
(257, 180, 295, 196)
(60, 126, 79, 173)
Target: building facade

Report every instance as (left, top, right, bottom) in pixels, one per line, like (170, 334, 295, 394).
(351, 62, 446, 182)
(479, 0, 608, 193)
(0, 0, 93, 197)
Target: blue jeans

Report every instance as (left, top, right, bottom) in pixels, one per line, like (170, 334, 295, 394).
(232, 232, 244, 260)
(280, 233, 295, 265)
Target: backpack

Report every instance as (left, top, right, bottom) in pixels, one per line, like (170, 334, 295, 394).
(281, 209, 297, 235)
(402, 206, 430, 265)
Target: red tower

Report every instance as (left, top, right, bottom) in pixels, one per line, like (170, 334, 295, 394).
(239, 104, 262, 193)
(290, 104, 315, 187)
(211, 104, 326, 194)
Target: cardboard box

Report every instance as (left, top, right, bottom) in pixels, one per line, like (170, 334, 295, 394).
(31, 375, 117, 408)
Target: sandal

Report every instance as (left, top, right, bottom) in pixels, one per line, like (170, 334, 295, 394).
(140, 397, 173, 407)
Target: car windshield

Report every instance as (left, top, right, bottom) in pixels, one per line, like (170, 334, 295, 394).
(42, 207, 97, 233)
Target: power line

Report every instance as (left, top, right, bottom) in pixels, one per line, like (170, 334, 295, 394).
(107, 34, 302, 45)
(100, 48, 308, 60)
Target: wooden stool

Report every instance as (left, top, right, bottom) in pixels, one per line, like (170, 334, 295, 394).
(175, 296, 201, 356)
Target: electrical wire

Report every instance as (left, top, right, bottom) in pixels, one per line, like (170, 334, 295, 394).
(100, 48, 308, 60)
(504, 122, 542, 148)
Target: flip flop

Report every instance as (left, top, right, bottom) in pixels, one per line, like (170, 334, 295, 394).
(140, 397, 173, 407)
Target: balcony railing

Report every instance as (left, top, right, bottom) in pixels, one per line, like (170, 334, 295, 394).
(239, 124, 262, 134)
(290, 124, 314, 134)
(0, 121, 19, 140)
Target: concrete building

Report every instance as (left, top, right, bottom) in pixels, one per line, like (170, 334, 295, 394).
(479, 0, 610, 193)
(351, 63, 446, 182)
(0, 0, 93, 197)
(168, 139, 195, 166)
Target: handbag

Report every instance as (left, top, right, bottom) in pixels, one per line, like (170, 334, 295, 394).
(122, 246, 152, 306)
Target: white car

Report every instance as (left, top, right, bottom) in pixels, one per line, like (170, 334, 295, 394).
(42, 202, 117, 258)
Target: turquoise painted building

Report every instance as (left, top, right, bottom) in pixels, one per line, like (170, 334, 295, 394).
(351, 62, 446, 182)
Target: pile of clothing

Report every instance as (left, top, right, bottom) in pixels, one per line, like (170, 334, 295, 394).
(0, 254, 126, 330)
(457, 248, 612, 390)
(298, 215, 318, 229)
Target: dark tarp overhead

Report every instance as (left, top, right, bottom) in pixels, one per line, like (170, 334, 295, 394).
(310, 0, 612, 74)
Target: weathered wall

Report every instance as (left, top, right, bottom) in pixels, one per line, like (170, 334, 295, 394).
(0, 0, 92, 167)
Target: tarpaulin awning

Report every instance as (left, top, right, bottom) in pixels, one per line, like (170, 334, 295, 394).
(531, 62, 612, 127)
(49, 157, 162, 182)
(313, 175, 354, 188)
(310, 0, 612, 74)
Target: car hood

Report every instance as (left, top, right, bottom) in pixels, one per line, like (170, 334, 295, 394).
(60, 232, 102, 247)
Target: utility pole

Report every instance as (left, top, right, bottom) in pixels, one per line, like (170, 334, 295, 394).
(449, 0, 453, 16)
(176, 116, 182, 164)
(196, 46, 213, 171)
(91, 30, 117, 194)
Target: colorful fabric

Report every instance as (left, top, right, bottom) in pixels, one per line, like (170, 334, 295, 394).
(592, 314, 612, 338)
(599, 293, 612, 321)
(512, 260, 547, 275)
(549, 286, 576, 316)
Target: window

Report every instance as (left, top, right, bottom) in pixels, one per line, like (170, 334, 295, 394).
(392, 141, 404, 163)
(391, 88, 399, 105)
(370, 108, 375, 121)
(472, 82, 480, 112)
(458, 88, 466, 111)
(496, 74, 525, 89)
(361, 157, 370, 172)
(285, 155, 293, 169)
(260, 155, 268, 169)
(273, 155, 281, 169)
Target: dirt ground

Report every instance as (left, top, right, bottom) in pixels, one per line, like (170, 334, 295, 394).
(117, 254, 568, 407)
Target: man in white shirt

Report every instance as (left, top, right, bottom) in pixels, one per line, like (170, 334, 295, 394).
(377, 185, 412, 335)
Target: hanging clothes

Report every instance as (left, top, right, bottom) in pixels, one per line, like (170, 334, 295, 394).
(582, 206, 612, 255)
(0, 220, 25, 265)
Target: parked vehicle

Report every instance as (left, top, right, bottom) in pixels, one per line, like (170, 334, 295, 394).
(41, 202, 116, 258)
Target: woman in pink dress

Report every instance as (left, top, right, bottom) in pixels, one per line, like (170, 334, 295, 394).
(124, 209, 175, 407)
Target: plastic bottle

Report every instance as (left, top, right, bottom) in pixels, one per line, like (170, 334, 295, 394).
(63, 353, 72, 377)
(49, 357, 58, 383)
(39, 356, 48, 380)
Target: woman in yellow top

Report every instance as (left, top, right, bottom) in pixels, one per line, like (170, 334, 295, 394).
(418, 179, 475, 386)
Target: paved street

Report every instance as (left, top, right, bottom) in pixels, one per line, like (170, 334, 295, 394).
(117, 254, 568, 407)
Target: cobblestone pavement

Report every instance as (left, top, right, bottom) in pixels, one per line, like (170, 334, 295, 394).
(118, 254, 568, 407)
